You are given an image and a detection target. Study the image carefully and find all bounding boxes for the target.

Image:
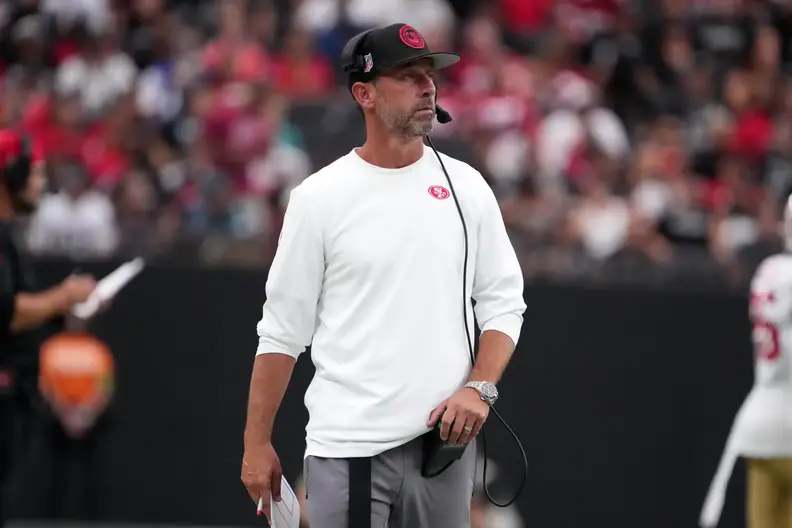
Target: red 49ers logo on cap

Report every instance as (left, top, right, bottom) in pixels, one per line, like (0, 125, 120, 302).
(428, 185, 450, 200)
(399, 25, 425, 49)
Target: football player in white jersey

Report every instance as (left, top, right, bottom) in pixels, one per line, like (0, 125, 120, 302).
(700, 196, 792, 528)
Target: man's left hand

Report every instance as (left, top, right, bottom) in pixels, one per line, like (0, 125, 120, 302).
(427, 387, 489, 445)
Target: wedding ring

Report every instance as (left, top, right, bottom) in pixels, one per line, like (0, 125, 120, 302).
(463, 426, 473, 432)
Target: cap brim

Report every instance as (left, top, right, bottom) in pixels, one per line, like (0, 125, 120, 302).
(384, 52, 461, 72)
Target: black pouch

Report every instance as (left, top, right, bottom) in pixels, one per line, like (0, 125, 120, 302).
(420, 422, 469, 478)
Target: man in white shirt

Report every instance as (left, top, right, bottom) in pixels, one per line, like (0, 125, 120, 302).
(241, 23, 526, 528)
(700, 196, 792, 528)
(25, 163, 119, 259)
(54, 23, 137, 118)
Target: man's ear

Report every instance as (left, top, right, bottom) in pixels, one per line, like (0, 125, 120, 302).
(351, 81, 376, 111)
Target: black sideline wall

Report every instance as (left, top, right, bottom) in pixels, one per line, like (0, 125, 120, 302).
(13, 259, 754, 528)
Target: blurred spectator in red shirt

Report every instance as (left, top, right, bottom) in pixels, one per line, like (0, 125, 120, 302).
(79, 94, 134, 191)
(723, 70, 773, 162)
(201, 0, 269, 85)
(23, 91, 85, 165)
(202, 82, 274, 192)
(447, 14, 528, 97)
(497, 0, 555, 33)
(270, 23, 335, 101)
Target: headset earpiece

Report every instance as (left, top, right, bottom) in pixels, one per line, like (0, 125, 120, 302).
(341, 30, 373, 75)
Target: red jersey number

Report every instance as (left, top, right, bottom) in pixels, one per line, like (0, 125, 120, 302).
(752, 319, 780, 361)
(751, 292, 780, 361)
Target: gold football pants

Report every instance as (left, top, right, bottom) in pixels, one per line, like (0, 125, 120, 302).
(748, 458, 792, 528)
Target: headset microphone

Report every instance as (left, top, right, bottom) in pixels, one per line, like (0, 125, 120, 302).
(435, 105, 452, 124)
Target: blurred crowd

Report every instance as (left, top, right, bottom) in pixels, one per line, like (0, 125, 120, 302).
(3, 0, 792, 286)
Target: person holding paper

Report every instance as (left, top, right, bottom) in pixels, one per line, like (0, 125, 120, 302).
(0, 131, 97, 527)
(241, 24, 526, 528)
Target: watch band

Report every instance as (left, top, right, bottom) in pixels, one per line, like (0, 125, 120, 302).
(465, 381, 485, 392)
(464, 381, 498, 405)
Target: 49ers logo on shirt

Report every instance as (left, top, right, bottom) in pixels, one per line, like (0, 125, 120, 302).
(428, 185, 450, 200)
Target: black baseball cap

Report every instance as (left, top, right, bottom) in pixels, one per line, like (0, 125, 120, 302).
(341, 23, 460, 85)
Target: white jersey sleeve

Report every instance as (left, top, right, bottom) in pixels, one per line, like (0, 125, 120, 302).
(748, 254, 792, 388)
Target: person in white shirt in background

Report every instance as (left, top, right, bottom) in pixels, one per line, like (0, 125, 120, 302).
(26, 163, 119, 259)
(700, 195, 792, 528)
(241, 23, 526, 528)
(54, 20, 137, 119)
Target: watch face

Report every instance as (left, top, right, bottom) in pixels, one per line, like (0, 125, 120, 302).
(481, 383, 498, 401)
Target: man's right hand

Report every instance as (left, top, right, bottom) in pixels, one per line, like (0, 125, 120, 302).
(60, 274, 97, 305)
(10, 274, 98, 334)
(241, 441, 283, 521)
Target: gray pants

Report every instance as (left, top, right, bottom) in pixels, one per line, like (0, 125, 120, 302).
(304, 435, 476, 528)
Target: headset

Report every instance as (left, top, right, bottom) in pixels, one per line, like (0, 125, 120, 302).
(1, 135, 32, 194)
(343, 31, 528, 508)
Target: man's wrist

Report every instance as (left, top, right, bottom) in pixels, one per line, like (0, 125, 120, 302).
(244, 428, 272, 447)
(463, 381, 498, 405)
(467, 375, 498, 384)
(52, 286, 74, 314)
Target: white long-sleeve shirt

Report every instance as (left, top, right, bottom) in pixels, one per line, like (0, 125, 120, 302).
(256, 144, 526, 459)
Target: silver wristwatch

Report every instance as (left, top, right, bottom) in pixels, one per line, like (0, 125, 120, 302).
(464, 381, 498, 406)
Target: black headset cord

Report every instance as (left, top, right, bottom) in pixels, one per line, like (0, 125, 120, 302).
(425, 135, 528, 508)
